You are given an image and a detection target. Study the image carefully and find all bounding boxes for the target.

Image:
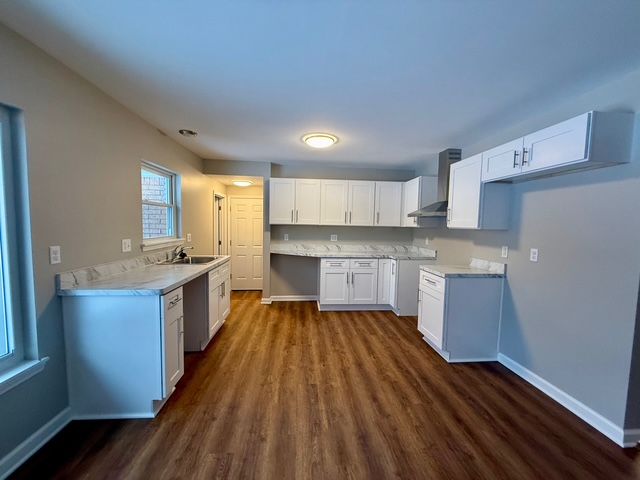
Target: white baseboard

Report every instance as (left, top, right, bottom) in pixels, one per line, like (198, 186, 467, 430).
(270, 295, 318, 302)
(73, 412, 155, 420)
(260, 297, 272, 304)
(0, 407, 72, 479)
(497, 353, 637, 448)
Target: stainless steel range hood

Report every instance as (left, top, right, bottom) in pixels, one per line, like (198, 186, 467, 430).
(408, 148, 461, 218)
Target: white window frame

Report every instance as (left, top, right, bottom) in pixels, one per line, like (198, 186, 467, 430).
(0, 104, 46, 396)
(141, 161, 183, 251)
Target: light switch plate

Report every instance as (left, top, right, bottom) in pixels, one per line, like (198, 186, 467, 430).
(501, 246, 509, 258)
(330, 234, 338, 242)
(529, 248, 539, 262)
(283, 233, 289, 241)
(186, 233, 192, 242)
(49, 245, 61, 265)
(121, 238, 132, 253)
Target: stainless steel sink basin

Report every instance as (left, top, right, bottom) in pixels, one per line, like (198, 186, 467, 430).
(157, 256, 222, 265)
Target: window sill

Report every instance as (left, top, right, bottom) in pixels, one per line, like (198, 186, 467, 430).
(0, 357, 49, 396)
(141, 237, 185, 252)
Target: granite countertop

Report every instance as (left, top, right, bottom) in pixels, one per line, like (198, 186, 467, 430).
(57, 253, 230, 296)
(270, 242, 437, 260)
(420, 258, 506, 278)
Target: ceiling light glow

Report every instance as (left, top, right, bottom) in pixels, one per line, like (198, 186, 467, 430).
(232, 180, 253, 187)
(302, 133, 338, 149)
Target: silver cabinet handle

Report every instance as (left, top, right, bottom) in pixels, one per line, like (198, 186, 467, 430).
(349, 211, 352, 224)
(522, 147, 529, 166)
(296, 210, 299, 223)
(344, 211, 347, 224)
(425, 278, 437, 286)
(351, 272, 354, 285)
(391, 262, 395, 275)
(376, 212, 380, 224)
(513, 150, 520, 168)
(346, 272, 349, 284)
(291, 209, 294, 223)
(178, 316, 184, 334)
(168, 296, 182, 309)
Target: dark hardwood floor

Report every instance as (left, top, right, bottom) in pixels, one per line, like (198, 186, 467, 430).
(11, 291, 640, 479)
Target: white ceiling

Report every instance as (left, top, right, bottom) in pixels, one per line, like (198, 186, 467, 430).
(211, 175, 263, 187)
(1, 1, 640, 168)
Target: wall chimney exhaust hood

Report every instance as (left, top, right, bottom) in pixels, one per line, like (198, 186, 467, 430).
(409, 148, 462, 218)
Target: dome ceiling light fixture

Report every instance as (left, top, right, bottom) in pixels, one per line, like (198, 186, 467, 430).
(232, 180, 254, 187)
(301, 132, 338, 149)
(178, 128, 198, 138)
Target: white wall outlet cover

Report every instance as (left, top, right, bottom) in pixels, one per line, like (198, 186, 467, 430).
(501, 246, 509, 258)
(186, 233, 192, 242)
(121, 238, 132, 253)
(49, 245, 61, 265)
(424, 237, 430, 245)
(330, 234, 338, 242)
(529, 248, 539, 262)
(283, 233, 289, 241)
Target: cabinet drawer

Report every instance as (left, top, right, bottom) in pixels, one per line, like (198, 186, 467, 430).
(220, 263, 230, 279)
(349, 258, 378, 269)
(321, 258, 349, 269)
(420, 271, 444, 292)
(163, 287, 184, 321)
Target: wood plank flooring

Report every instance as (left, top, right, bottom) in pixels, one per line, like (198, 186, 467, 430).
(11, 291, 640, 479)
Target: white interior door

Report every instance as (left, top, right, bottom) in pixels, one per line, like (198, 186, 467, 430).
(230, 197, 263, 290)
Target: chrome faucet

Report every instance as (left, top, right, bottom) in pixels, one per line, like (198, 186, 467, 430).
(174, 244, 194, 260)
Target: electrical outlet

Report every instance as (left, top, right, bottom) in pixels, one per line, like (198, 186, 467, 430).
(122, 238, 132, 253)
(529, 248, 539, 262)
(330, 234, 338, 242)
(424, 237, 429, 246)
(501, 246, 509, 258)
(49, 245, 61, 265)
(186, 233, 192, 242)
(283, 233, 289, 241)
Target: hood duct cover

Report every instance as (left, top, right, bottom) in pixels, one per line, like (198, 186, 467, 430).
(409, 148, 462, 217)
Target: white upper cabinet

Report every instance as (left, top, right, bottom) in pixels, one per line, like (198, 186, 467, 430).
(521, 112, 589, 174)
(481, 111, 634, 183)
(347, 181, 375, 226)
(401, 176, 438, 227)
(447, 154, 510, 230)
(294, 179, 321, 224)
(481, 138, 524, 182)
(320, 180, 349, 225)
(374, 181, 402, 226)
(269, 178, 296, 224)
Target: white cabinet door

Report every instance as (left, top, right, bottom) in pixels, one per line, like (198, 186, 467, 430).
(401, 177, 420, 227)
(162, 289, 184, 397)
(447, 154, 482, 229)
(481, 138, 524, 182)
(319, 267, 349, 304)
(349, 268, 378, 304)
(294, 179, 321, 224)
(208, 283, 221, 339)
(320, 180, 348, 225)
(219, 279, 231, 322)
(269, 178, 295, 224)
(377, 259, 391, 304)
(374, 181, 402, 226)
(418, 287, 445, 349)
(522, 112, 589, 174)
(389, 259, 398, 308)
(347, 181, 375, 226)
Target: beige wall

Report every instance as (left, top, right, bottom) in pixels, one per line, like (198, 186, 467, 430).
(225, 185, 263, 197)
(0, 23, 216, 459)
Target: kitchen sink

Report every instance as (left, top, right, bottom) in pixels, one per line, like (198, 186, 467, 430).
(157, 256, 222, 265)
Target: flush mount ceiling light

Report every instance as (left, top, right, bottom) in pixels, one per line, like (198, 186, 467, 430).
(178, 128, 198, 138)
(232, 180, 254, 187)
(302, 132, 338, 149)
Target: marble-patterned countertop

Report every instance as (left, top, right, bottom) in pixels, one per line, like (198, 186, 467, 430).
(270, 242, 437, 260)
(57, 253, 230, 296)
(420, 258, 506, 278)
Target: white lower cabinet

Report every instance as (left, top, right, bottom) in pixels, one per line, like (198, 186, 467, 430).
(418, 270, 503, 362)
(207, 262, 231, 343)
(319, 257, 429, 315)
(162, 288, 185, 397)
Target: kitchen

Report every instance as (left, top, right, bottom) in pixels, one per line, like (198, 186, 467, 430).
(1, 2, 640, 479)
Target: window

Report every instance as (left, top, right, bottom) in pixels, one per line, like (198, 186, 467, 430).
(0, 104, 44, 394)
(141, 162, 180, 244)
